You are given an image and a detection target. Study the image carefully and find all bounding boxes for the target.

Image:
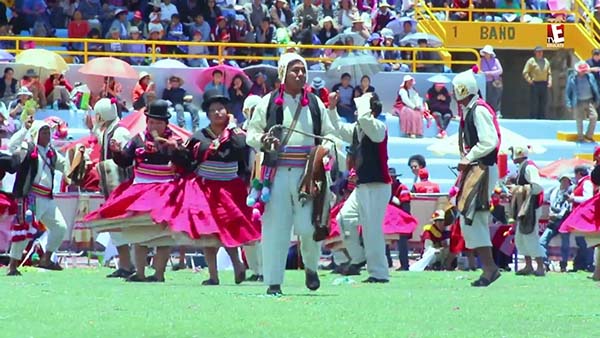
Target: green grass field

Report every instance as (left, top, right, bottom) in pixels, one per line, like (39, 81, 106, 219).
(1, 267, 598, 338)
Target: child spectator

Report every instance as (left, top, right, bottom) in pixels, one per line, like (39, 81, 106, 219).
(309, 77, 329, 108)
(162, 75, 200, 131)
(130, 10, 148, 38)
(249, 73, 271, 97)
(203, 69, 228, 98)
(228, 75, 250, 124)
(126, 27, 146, 65)
(331, 72, 356, 122)
(188, 30, 210, 68)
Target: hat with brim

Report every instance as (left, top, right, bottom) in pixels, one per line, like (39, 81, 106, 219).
(134, 10, 143, 20)
(202, 89, 230, 112)
(145, 99, 172, 121)
(16, 87, 33, 97)
(534, 46, 544, 52)
(311, 77, 325, 90)
(388, 167, 400, 177)
(138, 71, 151, 81)
(480, 45, 495, 57)
(129, 26, 141, 34)
(320, 16, 334, 27)
(558, 174, 572, 183)
(149, 0, 161, 7)
(115, 8, 128, 17)
(351, 15, 364, 23)
(576, 61, 590, 73)
(432, 209, 445, 221)
(401, 74, 415, 87)
(379, 1, 392, 8)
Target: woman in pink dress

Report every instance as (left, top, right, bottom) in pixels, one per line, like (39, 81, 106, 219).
(85, 100, 214, 282)
(393, 75, 426, 138)
(175, 89, 261, 285)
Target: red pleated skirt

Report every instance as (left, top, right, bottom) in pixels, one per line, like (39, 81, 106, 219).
(0, 192, 16, 216)
(559, 194, 600, 234)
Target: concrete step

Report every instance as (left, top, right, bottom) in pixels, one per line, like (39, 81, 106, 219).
(556, 131, 600, 142)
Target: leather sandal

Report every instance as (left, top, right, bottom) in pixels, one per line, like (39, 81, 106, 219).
(471, 270, 501, 287)
(201, 279, 219, 286)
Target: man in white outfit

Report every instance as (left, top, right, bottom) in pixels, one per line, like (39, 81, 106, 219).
(246, 53, 337, 295)
(87, 98, 134, 278)
(327, 92, 392, 283)
(453, 69, 501, 287)
(7, 119, 69, 275)
(509, 146, 546, 277)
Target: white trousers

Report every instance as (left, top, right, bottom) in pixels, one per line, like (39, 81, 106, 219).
(338, 183, 391, 280)
(10, 197, 68, 260)
(515, 208, 544, 258)
(244, 242, 262, 275)
(461, 165, 498, 249)
(261, 167, 321, 286)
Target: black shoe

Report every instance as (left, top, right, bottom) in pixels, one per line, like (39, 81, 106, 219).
(201, 279, 219, 286)
(362, 277, 389, 283)
(395, 266, 409, 271)
(319, 261, 336, 271)
(6, 270, 21, 276)
(106, 268, 135, 278)
(172, 263, 186, 271)
(245, 274, 260, 282)
(267, 285, 282, 296)
(257, 275, 264, 282)
(341, 262, 364, 276)
(332, 263, 349, 274)
(305, 269, 320, 291)
(560, 262, 567, 273)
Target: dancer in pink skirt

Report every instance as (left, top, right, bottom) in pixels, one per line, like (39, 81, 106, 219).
(175, 89, 261, 285)
(85, 100, 213, 282)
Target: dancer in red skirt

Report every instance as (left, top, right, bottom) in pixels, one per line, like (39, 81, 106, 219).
(0, 149, 18, 248)
(175, 89, 261, 285)
(85, 100, 207, 282)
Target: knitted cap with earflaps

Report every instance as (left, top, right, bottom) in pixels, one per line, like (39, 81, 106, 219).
(275, 53, 310, 107)
(94, 98, 118, 122)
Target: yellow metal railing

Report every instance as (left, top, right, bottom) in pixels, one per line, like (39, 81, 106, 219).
(0, 36, 480, 72)
(414, 2, 447, 41)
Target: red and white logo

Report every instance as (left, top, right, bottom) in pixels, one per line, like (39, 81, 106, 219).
(547, 24, 565, 47)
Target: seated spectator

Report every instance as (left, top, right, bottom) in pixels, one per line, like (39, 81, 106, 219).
(415, 38, 443, 73)
(412, 168, 441, 193)
(105, 27, 123, 58)
(162, 75, 200, 132)
(132, 72, 155, 111)
(372, 1, 395, 33)
(177, 0, 202, 23)
(146, 26, 168, 62)
(497, 0, 522, 22)
(426, 82, 452, 138)
(212, 16, 229, 42)
(148, 5, 165, 37)
(345, 15, 370, 46)
(167, 14, 186, 53)
(294, 0, 322, 27)
(188, 30, 210, 68)
(189, 13, 211, 41)
(203, 69, 229, 98)
(110, 8, 130, 39)
(450, 0, 471, 21)
(228, 75, 250, 124)
(419, 210, 450, 270)
(130, 10, 148, 38)
(427, 0, 449, 21)
(21, 69, 46, 108)
(245, 0, 270, 31)
(321, 0, 337, 18)
(309, 77, 330, 108)
(249, 73, 271, 97)
(337, 0, 359, 29)
(271, 0, 294, 28)
(44, 73, 73, 109)
(32, 17, 55, 37)
(203, 0, 223, 28)
(393, 75, 425, 138)
(475, 0, 496, 21)
(8, 87, 35, 129)
(126, 27, 146, 65)
(255, 17, 277, 62)
(231, 14, 251, 44)
(394, 20, 415, 46)
(68, 10, 90, 51)
(331, 72, 356, 122)
(408, 154, 427, 183)
(100, 76, 126, 117)
(381, 29, 408, 72)
(318, 16, 338, 44)
(355, 75, 375, 96)
(87, 28, 104, 59)
(161, 0, 179, 26)
(366, 32, 384, 59)
(78, 0, 102, 21)
(0, 67, 19, 106)
(0, 102, 16, 138)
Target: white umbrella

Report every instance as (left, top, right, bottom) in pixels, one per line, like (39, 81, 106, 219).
(400, 32, 443, 47)
(151, 59, 188, 68)
(427, 74, 452, 84)
(427, 126, 547, 156)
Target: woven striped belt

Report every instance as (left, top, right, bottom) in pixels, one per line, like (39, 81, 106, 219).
(134, 163, 176, 181)
(31, 184, 52, 198)
(278, 146, 313, 168)
(196, 160, 238, 181)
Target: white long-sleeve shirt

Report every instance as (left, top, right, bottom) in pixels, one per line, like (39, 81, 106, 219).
(462, 97, 499, 163)
(327, 95, 387, 144)
(92, 120, 131, 161)
(8, 127, 68, 189)
(246, 92, 337, 150)
(517, 161, 543, 195)
(573, 177, 595, 204)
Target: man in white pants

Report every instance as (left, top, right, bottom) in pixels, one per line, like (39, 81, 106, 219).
(246, 52, 337, 295)
(87, 98, 134, 278)
(453, 69, 501, 287)
(7, 119, 69, 275)
(327, 93, 392, 283)
(509, 146, 546, 277)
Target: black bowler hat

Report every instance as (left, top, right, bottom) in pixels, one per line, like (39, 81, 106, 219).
(145, 99, 171, 121)
(202, 89, 230, 112)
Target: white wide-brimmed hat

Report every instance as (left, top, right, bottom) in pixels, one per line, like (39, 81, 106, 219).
(480, 45, 495, 56)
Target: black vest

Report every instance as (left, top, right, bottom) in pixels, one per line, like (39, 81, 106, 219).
(13, 143, 57, 198)
(463, 106, 498, 166)
(352, 126, 389, 185)
(517, 160, 541, 208)
(265, 90, 322, 146)
(0, 78, 17, 98)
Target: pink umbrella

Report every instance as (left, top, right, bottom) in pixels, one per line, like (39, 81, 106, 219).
(548, 0, 567, 11)
(196, 64, 249, 93)
(78, 57, 139, 79)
